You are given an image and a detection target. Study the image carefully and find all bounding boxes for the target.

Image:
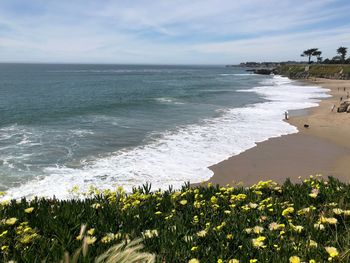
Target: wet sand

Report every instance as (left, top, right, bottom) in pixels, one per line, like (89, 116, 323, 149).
(208, 78, 350, 186)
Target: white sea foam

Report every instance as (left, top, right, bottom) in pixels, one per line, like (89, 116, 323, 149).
(154, 97, 185, 105)
(70, 129, 94, 137)
(3, 76, 330, 200)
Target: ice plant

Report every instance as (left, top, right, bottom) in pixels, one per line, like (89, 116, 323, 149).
(5, 217, 17, 225)
(24, 207, 34, 213)
(0, 175, 349, 262)
(309, 188, 319, 198)
(252, 236, 266, 248)
(289, 256, 301, 263)
(179, 199, 188, 205)
(325, 247, 339, 258)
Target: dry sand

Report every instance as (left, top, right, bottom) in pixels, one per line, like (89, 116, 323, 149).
(207, 78, 350, 186)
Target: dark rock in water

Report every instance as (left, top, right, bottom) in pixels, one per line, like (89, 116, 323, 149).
(304, 124, 309, 128)
(253, 68, 273, 75)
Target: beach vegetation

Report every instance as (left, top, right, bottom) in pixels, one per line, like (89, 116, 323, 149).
(1, 176, 350, 262)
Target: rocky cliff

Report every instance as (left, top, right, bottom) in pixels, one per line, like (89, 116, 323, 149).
(274, 65, 350, 80)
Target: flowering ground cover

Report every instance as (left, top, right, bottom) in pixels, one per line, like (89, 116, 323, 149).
(1, 175, 350, 262)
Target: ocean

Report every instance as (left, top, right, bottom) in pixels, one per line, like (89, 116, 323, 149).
(0, 64, 329, 199)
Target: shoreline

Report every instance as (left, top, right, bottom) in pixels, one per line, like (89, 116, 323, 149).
(206, 78, 350, 186)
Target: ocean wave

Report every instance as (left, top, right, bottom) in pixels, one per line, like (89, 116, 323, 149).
(2, 76, 330, 200)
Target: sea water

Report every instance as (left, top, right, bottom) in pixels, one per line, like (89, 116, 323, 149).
(0, 64, 330, 199)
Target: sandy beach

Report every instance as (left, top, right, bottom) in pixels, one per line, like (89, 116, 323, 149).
(208, 78, 350, 186)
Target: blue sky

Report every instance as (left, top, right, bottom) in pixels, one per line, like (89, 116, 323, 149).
(0, 0, 350, 64)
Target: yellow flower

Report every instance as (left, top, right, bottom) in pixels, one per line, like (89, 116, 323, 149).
(309, 260, 316, 263)
(24, 207, 34, 213)
(227, 234, 233, 240)
(189, 259, 200, 263)
(217, 259, 223, 263)
(269, 222, 284, 231)
(91, 203, 101, 209)
(309, 188, 319, 198)
(101, 233, 115, 243)
(20, 233, 38, 244)
(325, 217, 338, 225)
(191, 246, 198, 251)
(143, 229, 159, 239)
(282, 207, 294, 217)
(252, 236, 266, 248)
(228, 260, 240, 263)
(325, 246, 339, 258)
(183, 235, 193, 243)
(253, 226, 264, 234)
(292, 225, 304, 233)
(210, 196, 218, 204)
(84, 236, 96, 245)
(289, 256, 301, 263)
(245, 228, 252, 234)
(5, 218, 18, 225)
(1, 245, 9, 251)
(313, 223, 325, 230)
(179, 199, 188, 205)
(251, 202, 260, 209)
(308, 240, 318, 248)
(194, 201, 201, 208)
(249, 259, 258, 263)
(196, 230, 207, 237)
(0, 230, 8, 237)
(87, 228, 95, 235)
(332, 208, 343, 215)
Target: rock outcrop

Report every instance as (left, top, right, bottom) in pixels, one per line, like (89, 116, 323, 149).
(253, 68, 274, 75)
(337, 100, 350, 113)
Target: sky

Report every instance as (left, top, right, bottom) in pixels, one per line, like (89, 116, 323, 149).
(0, 0, 350, 64)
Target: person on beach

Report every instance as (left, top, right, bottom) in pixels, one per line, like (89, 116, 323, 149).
(340, 96, 343, 102)
(331, 104, 336, 112)
(344, 87, 346, 92)
(284, 111, 289, 120)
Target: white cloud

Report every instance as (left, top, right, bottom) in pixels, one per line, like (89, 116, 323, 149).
(0, 0, 349, 63)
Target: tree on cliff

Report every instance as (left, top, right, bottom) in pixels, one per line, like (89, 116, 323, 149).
(313, 50, 322, 63)
(301, 48, 319, 64)
(337, 46, 347, 63)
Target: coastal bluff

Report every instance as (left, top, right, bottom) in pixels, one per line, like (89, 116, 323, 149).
(275, 64, 350, 80)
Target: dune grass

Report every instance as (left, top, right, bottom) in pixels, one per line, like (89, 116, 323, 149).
(1, 175, 350, 262)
